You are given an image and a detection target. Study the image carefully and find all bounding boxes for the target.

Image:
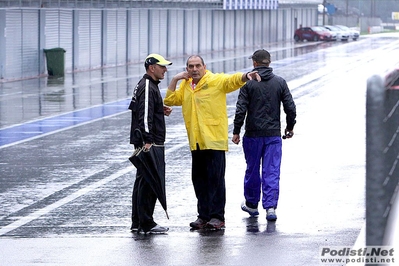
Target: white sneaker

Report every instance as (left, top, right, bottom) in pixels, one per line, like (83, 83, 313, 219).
(266, 208, 277, 221)
(241, 201, 259, 217)
(147, 224, 169, 234)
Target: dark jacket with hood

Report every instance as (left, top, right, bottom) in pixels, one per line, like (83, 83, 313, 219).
(128, 74, 166, 147)
(233, 66, 296, 137)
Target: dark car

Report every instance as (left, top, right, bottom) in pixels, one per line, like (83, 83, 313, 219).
(294, 26, 335, 42)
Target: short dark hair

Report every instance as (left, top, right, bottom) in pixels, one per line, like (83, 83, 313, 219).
(249, 49, 271, 65)
(186, 55, 205, 66)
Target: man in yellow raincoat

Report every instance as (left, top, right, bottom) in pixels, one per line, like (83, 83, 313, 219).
(164, 55, 260, 230)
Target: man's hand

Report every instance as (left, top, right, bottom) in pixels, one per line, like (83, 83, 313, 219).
(144, 143, 152, 151)
(244, 71, 261, 82)
(163, 105, 172, 116)
(232, 134, 240, 144)
(175, 71, 191, 81)
(168, 71, 191, 92)
(283, 129, 294, 139)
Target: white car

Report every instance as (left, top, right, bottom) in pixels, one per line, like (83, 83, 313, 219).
(335, 25, 360, 41)
(323, 25, 350, 41)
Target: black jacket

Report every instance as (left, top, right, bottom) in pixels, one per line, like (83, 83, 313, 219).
(128, 74, 166, 147)
(233, 66, 296, 137)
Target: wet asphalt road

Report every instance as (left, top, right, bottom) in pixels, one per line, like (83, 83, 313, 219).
(1, 33, 399, 266)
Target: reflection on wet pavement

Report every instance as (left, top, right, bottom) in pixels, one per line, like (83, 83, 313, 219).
(2, 34, 399, 265)
(1, 40, 334, 131)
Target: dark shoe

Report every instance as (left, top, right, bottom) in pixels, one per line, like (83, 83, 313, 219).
(189, 218, 208, 229)
(266, 208, 277, 221)
(130, 223, 139, 232)
(206, 218, 225, 230)
(146, 224, 169, 234)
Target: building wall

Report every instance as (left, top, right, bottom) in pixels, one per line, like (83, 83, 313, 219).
(0, 6, 317, 81)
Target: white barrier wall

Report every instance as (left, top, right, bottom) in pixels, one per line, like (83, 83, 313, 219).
(0, 6, 316, 81)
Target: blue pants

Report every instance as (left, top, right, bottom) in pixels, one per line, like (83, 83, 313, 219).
(242, 136, 282, 210)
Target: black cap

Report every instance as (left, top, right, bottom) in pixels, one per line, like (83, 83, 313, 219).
(249, 49, 271, 64)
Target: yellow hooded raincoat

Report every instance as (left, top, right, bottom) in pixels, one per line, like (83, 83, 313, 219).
(164, 70, 245, 151)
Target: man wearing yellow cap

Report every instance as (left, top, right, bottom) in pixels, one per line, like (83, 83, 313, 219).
(128, 54, 172, 234)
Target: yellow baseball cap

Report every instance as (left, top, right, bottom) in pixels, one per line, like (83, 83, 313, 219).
(145, 54, 172, 67)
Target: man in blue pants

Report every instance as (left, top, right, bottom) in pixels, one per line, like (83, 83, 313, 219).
(232, 49, 296, 221)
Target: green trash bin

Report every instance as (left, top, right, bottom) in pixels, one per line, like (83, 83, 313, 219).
(44, 48, 66, 77)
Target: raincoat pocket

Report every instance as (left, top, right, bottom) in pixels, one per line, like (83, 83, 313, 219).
(205, 119, 220, 126)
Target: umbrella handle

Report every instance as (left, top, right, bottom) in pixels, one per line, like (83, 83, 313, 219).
(134, 129, 145, 146)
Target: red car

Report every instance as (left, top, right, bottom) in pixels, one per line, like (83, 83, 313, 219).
(294, 26, 335, 42)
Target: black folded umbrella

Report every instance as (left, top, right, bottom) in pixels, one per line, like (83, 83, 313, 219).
(129, 129, 169, 219)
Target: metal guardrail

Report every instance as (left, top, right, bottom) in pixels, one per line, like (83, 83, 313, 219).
(366, 69, 399, 250)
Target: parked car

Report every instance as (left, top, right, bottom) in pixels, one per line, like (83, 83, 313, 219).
(335, 25, 360, 41)
(293, 26, 335, 42)
(322, 25, 350, 41)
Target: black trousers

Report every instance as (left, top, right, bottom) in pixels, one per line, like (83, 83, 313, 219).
(191, 148, 226, 222)
(131, 146, 165, 232)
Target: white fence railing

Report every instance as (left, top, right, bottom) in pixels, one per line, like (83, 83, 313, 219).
(366, 69, 399, 246)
